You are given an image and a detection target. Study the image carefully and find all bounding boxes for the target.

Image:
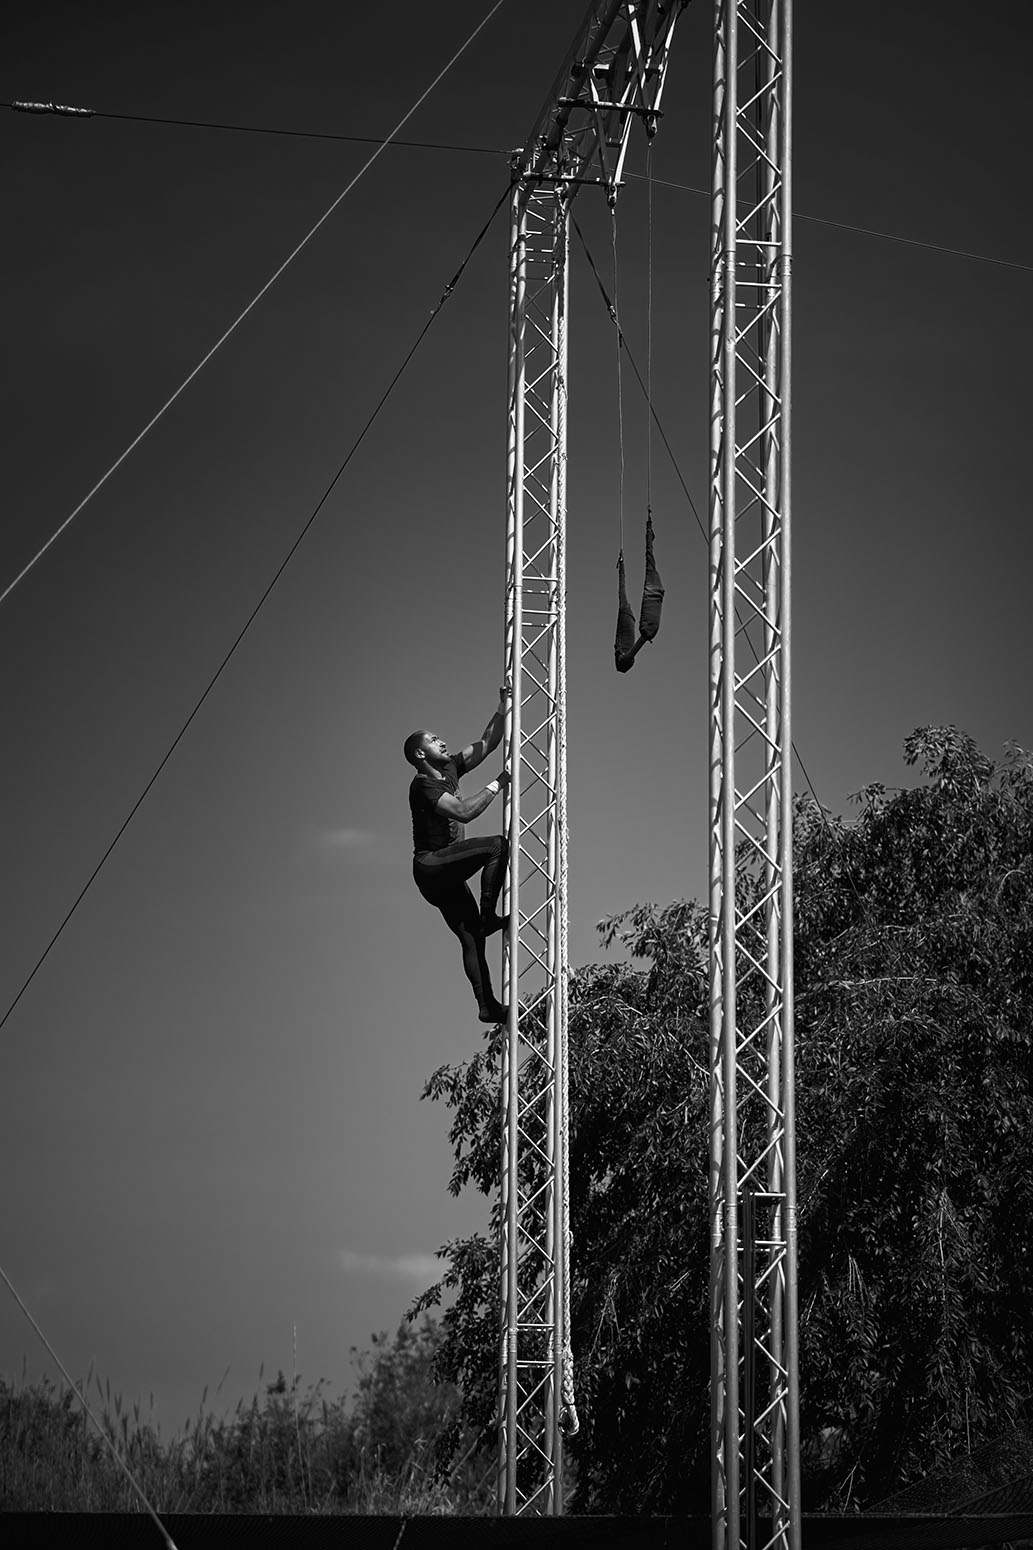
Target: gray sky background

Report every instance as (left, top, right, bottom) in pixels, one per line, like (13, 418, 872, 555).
(2, 1, 1030, 1434)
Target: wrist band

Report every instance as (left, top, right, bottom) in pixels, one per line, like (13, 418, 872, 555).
(486, 779, 500, 795)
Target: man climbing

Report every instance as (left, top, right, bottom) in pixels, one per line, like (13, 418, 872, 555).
(405, 683, 511, 1024)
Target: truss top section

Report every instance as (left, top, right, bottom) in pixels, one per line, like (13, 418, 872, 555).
(515, 0, 688, 198)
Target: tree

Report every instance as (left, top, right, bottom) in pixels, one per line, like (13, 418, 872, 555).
(414, 729, 1033, 1512)
(793, 727, 1033, 1506)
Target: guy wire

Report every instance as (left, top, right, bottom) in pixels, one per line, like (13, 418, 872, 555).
(0, 1259, 178, 1548)
(0, 0, 509, 609)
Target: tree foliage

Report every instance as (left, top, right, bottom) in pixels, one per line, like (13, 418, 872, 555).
(415, 728, 1033, 1512)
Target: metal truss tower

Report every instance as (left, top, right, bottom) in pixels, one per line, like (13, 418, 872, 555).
(498, 0, 686, 1516)
(708, 2, 799, 1548)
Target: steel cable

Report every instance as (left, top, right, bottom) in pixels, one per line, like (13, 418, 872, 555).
(6, 98, 498, 156)
(0, 1259, 178, 1547)
(0, 0, 509, 608)
(630, 171, 1033, 272)
(7, 102, 1028, 272)
(0, 180, 512, 1038)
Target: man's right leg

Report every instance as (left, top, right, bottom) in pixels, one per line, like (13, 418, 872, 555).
(437, 882, 506, 1023)
(478, 835, 507, 932)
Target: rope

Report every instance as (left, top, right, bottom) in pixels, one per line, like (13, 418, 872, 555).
(0, 0, 509, 609)
(0, 1258, 178, 1548)
(573, 213, 704, 539)
(556, 280, 577, 1437)
(559, 609, 576, 1436)
(645, 142, 654, 521)
(571, 213, 866, 906)
(560, 858, 578, 1438)
(0, 181, 511, 1038)
(611, 208, 626, 560)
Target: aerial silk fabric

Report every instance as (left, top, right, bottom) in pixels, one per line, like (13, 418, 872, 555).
(638, 510, 664, 641)
(615, 549, 637, 672)
(614, 514, 664, 672)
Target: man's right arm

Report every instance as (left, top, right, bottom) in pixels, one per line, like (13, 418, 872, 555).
(435, 771, 510, 826)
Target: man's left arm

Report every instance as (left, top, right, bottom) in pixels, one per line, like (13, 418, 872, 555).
(457, 683, 509, 773)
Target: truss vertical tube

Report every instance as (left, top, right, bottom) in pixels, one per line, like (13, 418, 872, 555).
(779, 3, 801, 1535)
(760, 0, 785, 1528)
(500, 177, 527, 1519)
(551, 204, 572, 1513)
(710, 1, 740, 1543)
(498, 181, 570, 1518)
(708, 1, 724, 1535)
(709, 2, 796, 1546)
(542, 235, 562, 1511)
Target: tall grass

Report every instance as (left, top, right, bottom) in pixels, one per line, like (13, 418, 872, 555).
(0, 1320, 494, 1515)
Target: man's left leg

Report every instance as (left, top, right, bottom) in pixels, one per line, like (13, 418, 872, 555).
(437, 881, 506, 1023)
(416, 836, 508, 934)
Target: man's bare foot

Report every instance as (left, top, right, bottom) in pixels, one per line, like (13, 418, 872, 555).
(480, 913, 509, 937)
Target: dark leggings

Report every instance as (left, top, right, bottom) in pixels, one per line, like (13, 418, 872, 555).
(413, 836, 506, 1013)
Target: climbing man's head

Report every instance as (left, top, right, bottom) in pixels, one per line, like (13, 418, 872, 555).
(405, 730, 450, 769)
(404, 731, 429, 768)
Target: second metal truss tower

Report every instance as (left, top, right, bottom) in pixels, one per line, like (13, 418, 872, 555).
(498, 0, 686, 1516)
(708, 2, 799, 1548)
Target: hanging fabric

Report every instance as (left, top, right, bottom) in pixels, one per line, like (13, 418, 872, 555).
(612, 140, 664, 673)
(614, 516, 664, 672)
(638, 137, 664, 647)
(638, 510, 664, 641)
(615, 549, 637, 672)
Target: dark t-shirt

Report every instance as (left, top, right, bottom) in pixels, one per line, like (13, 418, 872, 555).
(410, 753, 469, 855)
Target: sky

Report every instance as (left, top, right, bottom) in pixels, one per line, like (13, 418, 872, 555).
(2, 1, 1031, 1438)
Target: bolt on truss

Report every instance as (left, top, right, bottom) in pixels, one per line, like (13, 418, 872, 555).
(708, 2, 799, 1548)
(497, 1, 689, 1517)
